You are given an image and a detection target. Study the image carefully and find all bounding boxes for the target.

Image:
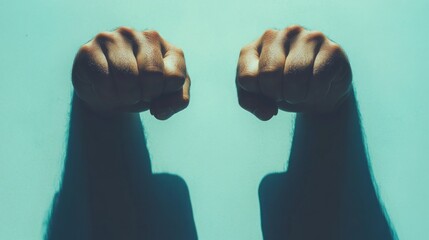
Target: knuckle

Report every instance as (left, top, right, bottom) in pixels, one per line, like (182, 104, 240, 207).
(284, 25, 304, 38)
(143, 30, 161, 42)
(239, 44, 255, 57)
(239, 47, 246, 57)
(239, 46, 250, 57)
(328, 42, 343, 56)
(116, 26, 137, 39)
(305, 31, 326, 43)
(175, 47, 185, 57)
(261, 29, 278, 42)
(78, 43, 93, 57)
(116, 26, 134, 34)
(94, 31, 116, 43)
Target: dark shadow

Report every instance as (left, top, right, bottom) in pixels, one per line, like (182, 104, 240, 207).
(45, 93, 198, 240)
(258, 90, 396, 240)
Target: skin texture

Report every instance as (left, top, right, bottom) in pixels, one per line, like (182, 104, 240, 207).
(46, 25, 395, 240)
(46, 27, 198, 240)
(237, 26, 396, 239)
(72, 27, 190, 119)
(236, 25, 352, 119)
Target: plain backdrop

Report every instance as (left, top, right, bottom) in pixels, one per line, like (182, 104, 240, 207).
(0, 0, 428, 239)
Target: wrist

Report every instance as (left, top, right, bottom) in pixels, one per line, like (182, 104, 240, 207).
(72, 92, 138, 122)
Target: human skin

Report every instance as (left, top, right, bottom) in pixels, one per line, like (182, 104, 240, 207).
(236, 25, 352, 119)
(46, 28, 197, 240)
(236, 26, 395, 239)
(72, 26, 190, 119)
(47, 25, 395, 240)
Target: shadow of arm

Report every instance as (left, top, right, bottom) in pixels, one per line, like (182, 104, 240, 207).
(45, 93, 197, 240)
(259, 90, 396, 240)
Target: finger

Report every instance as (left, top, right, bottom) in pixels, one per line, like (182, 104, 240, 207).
(311, 41, 352, 108)
(237, 86, 278, 121)
(71, 43, 103, 106)
(236, 39, 260, 93)
(137, 30, 165, 101)
(282, 28, 323, 104)
(162, 40, 187, 93)
(150, 74, 191, 120)
(103, 28, 140, 106)
(258, 29, 285, 101)
(80, 35, 114, 106)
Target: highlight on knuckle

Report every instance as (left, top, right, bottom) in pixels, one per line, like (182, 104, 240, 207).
(94, 31, 116, 43)
(261, 29, 278, 42)
(78, 44, 93, 56)
(239, 45, 252, 57)
(143, 30, 161, 42)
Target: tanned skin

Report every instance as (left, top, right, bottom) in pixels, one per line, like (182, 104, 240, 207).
(46, 25, 395, 240)
(236, 25, 395, 239)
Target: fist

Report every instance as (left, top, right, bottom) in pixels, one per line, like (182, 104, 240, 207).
(236, 25, 352, 120)
(72, 27, 190, 120)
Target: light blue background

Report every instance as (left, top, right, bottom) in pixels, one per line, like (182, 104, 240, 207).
(0, 0, 428, 239)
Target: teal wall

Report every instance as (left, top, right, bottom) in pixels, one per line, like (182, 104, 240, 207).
(0, 0, 428, 239)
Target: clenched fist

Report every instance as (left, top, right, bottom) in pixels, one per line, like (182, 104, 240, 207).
(72, 27, 190, 120)
(236, 25, 352, 120)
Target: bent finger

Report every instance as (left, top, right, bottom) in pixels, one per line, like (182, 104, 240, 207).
(237, 87, 278, 121)
(150, 74, 191, 120)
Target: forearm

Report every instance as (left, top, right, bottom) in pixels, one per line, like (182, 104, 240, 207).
(47, 93, 153, 239)
(286, 89, 395, 239)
